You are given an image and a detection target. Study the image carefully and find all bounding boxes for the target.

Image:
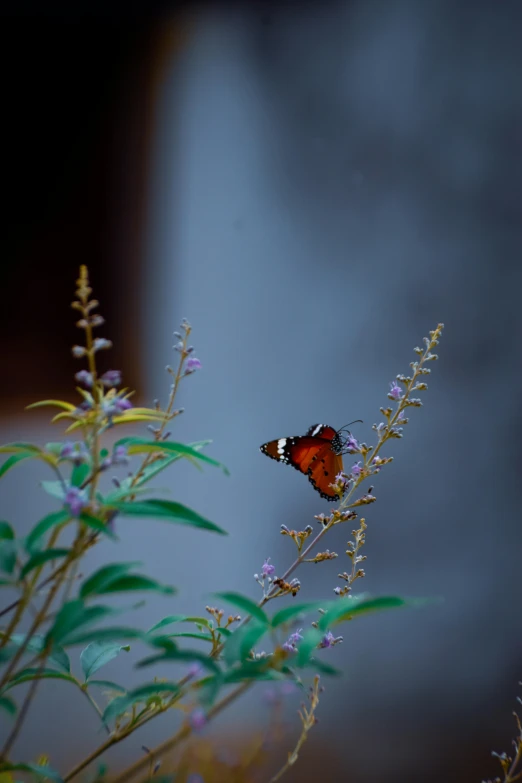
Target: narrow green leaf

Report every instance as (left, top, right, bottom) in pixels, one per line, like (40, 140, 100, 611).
(0, 695, 16, 716)
(59, 627, 146, 646)
(20, 548, 71, 579)
(136, 648, 220, 675)
(223, 664, 286, 684)
(79, 562, 142, 599)
(111, 500, 227, 535)
(163, 632, 213, 643)
(318, 596, 411, 630)
(146, 615, 189, 634)
(25, 510, 71, 553)
(81, 642, 131, 681)
(133, 440, 212, 487)
(224, 622, 268, 667)
(296, 629, 323, 666)
(115, 437, 229, 475)
(102, 682, 180, 723)
(3, 762, 64, 783)
(0, 521, 15, 540)
(44, 442, 65, 457)
(0, 452, 35, 480)
(0, 442, 42, 454)
(214, 592, 269, 625)
(79, 513, 117, 540)
(40, 480, 66, 501)
(271, 602, 326, 628)
(46, 600, 117, 645)
(86, 679, 126, 693)
(7, 634, 71, 672)
(71, 462, 90, 487)
(1, 667, 78, 692)
(0, 540, 16, 575)
(302, 658, 341, 676)
(90, 574, 175, 597)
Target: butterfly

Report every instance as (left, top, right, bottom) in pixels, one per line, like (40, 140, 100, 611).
(260, 423, 359, 501)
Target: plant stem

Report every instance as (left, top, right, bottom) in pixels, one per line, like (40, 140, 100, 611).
(110, 681, 252, 783)
(0, 653, 49, 758)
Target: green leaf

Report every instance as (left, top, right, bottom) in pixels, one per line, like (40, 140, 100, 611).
(223, 663, 286, 684)
(25, 510, 71, 553)
(71, 462, 90, 488)
(102, 682, 180, 723)
(79, 562, 142, 599)
(87, 574, 175, 597)
(271, 602, 327, 628)
(20, 548, 71, 579)
(147, 615, 213, 635)
(46, 600, 117, 645)
(78, 513, 117, 541)
(0, 695, 16, 717)
(147, 615, 190, 634)
(86, 679, 126, 693)
(45, 442, 65, 457)
(110, 500, 227, 535)
(318, 596, 412, 630)
(2, 762, 64, 783)
(80, 642, 131, 680)
(59, 627, 146, 646)
(7, 634, 71, 672)
(1, 667, 77, 692)
(137, 648, 220, 675)
(115, 437, 229, 475)
(0, 521, 15, 540)
(0, 452, 35, 480)
(223, 622, 268, 667)
(0, 442, 42, 454)
(0, 540, 16, 575)
(296, 629, 324, 666)
(163, 632, 213, 643)
(303, 658, 341, 676)
(132, 440, 212, 487)
(41, 480, 66, 501)
(213, 592, 269, 625)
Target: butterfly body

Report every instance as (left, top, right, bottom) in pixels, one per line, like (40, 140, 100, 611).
(260, 423, 345, 501)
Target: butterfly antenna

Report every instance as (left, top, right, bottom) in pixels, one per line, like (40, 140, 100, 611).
(338, 419, 363, 432)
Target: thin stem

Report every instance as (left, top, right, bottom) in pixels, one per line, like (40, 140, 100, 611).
(79, 686, 111, 735)
(1, 653, 49, 758)
(109, 681, 252, 783)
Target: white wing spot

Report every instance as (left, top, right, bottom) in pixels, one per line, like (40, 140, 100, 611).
(311, 424, 323, 436)
(277, 438, 287, 455)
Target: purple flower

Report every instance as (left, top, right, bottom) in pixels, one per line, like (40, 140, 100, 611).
(93, 338, 112, 352)
(319, 631, 343, 649)
(190, 708, 207, 732)
(112, 445, 129, 465)
(100, 370, 122, 387)
(187, 776, 205, 783)
(388, 381, 403, 401)
(287, 629, 303, 646)
(75, 370, 93, 388)
(345, 435, 360, 453)
(72, 346, 86, 358)
(60, 441, 88, 463)
(188, 663, 202, 678)
(114, 398, 132, 413)
(351, 461, 362, 478)
(185, 357, 202, 373)
(261, 558, 275, 578)
(282, 641, 297, 654)
(103, 397, 132, 418)
(64, 486, 88, 517)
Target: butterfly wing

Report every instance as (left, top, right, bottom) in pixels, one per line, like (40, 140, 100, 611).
(260, 424, 344, 501)
(307, 448, 344, 500)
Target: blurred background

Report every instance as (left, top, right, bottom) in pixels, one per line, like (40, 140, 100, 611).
(1, 1, 522, 781)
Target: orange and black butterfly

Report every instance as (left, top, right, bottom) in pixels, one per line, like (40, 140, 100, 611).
(260, 423, 359, 501)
